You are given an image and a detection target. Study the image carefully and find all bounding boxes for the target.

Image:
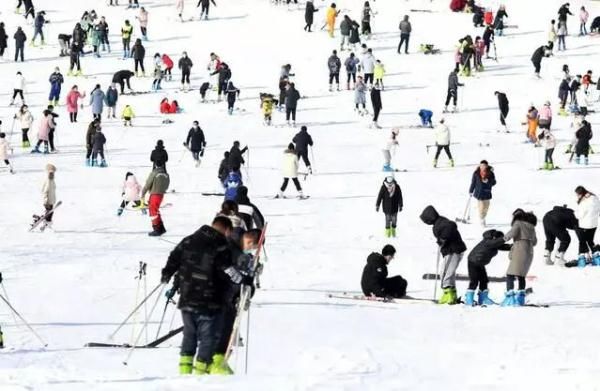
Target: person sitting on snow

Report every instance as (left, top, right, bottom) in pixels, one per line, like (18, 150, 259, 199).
(361, 244, 407, 299)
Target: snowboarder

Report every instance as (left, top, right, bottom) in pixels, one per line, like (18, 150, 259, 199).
(112, 70, 134, 94)
(65, 85, 85, 123)
(91, 127, 107, 167)
(284, 82, 301, 126)
(542, 205, 578, 266)
(276, 143, 304, 199)
(89, 84, 105, 121)
(370, 84, 382, 128)
(419, 205, 467, 304)
(376, 175, 403, 237)
(15, 104, 33, 148)
(574, 119, 592, 164)
(105, 84, 118, 119)
(381, 128, 398, 171)
(361, 245, 407, 298)
(292, 126, 314, 174)
(344, 52, 359, 90)
(469, 160, 496, 227)
(574, 186, 600, 266)
(185, 121, 206, 167)
(501, 209, 537, 306)
(0, 133, 14, 174)
(304, 0, 318, 32)
(141, 163, 170, 236)
(179, 51, 193, 91)
(14, 26, 26, 62)
(151, 140, 169, 169)
(443, 69, 463, 113)
(398, 15, 411, 54)
(433, 118, 454, 168)
(121, 104, 135, 126)
(117, 172, 144, 216)
(495, 91, 509, 131)
(39, 163, 57, 231)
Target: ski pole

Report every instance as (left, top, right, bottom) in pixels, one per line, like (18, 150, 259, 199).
(0, 293, 48, 347)
(142, 264, 149, 345)
(108, 282, 163, 341)
(461, 195, 472, 223)
(310, 146, 315, 173)
(244, 303, 251, 375)
(123, 283, 166, 365)
(0, 273, 18, 324)
(433, 248, 441, 301)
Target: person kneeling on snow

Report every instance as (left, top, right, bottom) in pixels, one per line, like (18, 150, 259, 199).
(465, 230, 511, 306)
(361, 245, 407, 299)
(420, 205, 467, 304)
(418, 109, 433, 127)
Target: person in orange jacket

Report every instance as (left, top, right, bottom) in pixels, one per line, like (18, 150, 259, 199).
(326, 3, 339, 38)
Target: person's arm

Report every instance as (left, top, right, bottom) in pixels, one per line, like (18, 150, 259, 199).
(161, 241, 184, 283)
(503, 224, 518, 242)
(488, 171, 497, 187)
(141, 171, 154, 198)
(397, 185, 403, 211)
(308, 135, 314, 146)
(375, 186, 384, 211)
(185, 129, 192, 145)
(469, 172, 476, 194)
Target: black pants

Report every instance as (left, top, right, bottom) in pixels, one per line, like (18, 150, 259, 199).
(347, 72, 356, 85)
(297, 150, 310, 167)
(92, 148, 105, 160)
(281, 177, 302, 192)
(15, 46, 24, 62)
(181, 69, 190, 84)
(285, 106, 297, 121)
(123, 38, 130, 53)
(22, 128, 29, 142)
(328, 72, 340, 85)
(119, 200, 142, 209)
(545, 148, 554, 164)
(69, 112, 78, 122)
(434, 145, 453, 160)
(304, 22, 313, 32)
(0, 47, 5, 56)
(506, 275, 526, 291)
(576, 227, 597, 254)
(48, 129, 55, 151)
(86, 146, 93, 159)
(140, 26, 147, 37)
(364, 73, 374, 85)
(93, 113, 101, 121)
(500, 107, 509, 125)
(373, 106, 381, 122)
(532, 59, 541, 74)
(227, 99, 235, 110)
(12, 89, 24, 101)
(44, 204, 53, 222)
(25, 5, 35, 20)
(118, 79, 131, 94)
(70, 57, 81, 71)
(398, 33, 410, 53)
(468, 262, 489, 290)
(544, 222, 570, 253)
(135, 59, 145, 73)
(382, 276, 407, 298)
(445, 88, 457, 106)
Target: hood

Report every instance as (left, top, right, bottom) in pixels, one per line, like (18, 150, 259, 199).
(420, 205, 439, 225)
(235, 186, 250, 204)
(482, 229, 504, 240)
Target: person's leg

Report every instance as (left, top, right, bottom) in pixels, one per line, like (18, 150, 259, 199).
(434, 146, 443, 160)
(556, 228, 571, 253)
(444, 89, 452, 106)
(443, 145, 453, 160)
(452, 90, 458, 106)
(441, 253, 462, 289)
(479, 266, 489, 291)
(517, 276, 526, 290)
(479, 199, 490, 220)
(467, 262, 479, 290)
(506, 274, 515, 291)
(382, 275, 407, 297)
(585, 228, 597, 253)
(179, 311, 197, 374)
(373, 107, 380, 122)
(280, 178, 289, 192)
(383, 149, 391, 166)
(292, 108, 297, 121)
(384, 213, 391, 229)
(49, 129, 55, 150)
(292, 177, 302, 191)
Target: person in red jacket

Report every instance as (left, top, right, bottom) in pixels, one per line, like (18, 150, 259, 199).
(160, 98, 171, 114)
(168, 100, 179, 114)
(162, 54, 174, 81)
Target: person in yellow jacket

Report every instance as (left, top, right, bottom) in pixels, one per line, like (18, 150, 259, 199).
(374, 60, 385, 90)
(260, 93, 275, 126)
(121, 104, 135, 126)
(121, 20, 134, 59)
(326, 3, 338, 38)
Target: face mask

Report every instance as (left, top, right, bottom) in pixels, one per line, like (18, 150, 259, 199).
(243, 249, 255, 255)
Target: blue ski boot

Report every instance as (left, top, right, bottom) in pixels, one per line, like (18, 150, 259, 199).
(592, 251, 600, 266)
(478, 290, 496, 306)
(91, 159, 97, 167)
(501, 290, 515, 307)
(85, 158, 91, 166)
(463, 289, 475, 306)
(117, 207, 124, 216)
(577, 254, 587, 268)
(31, 146, 40, 153)
(383, 164, 392, 172)
(100, 159, 108, 167)
(515, 290, 526, 306)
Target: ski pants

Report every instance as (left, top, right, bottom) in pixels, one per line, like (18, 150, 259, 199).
(382, 149, 391, 166)
(384, 213, 397, 229)
(213, 303, 236, 355)
(372, 106, 381, 122)
(281, 177, 302, 192)
(117, 79, 132, 94)
(180, 310, 217, 364)
(13, 89, 24, 102)
(398, 33, 410, 53)
(445, 88, 457, 106)
(581, 23, 588, 35)
(500, 107, 509, 126)
(86, 145, 93, 159)
(200, 3, 210, 18)
(148, 193, 164, 228)
(33, 26, 44, 42)
(285, 106, 297, 121)
(92, 147, 105, 161)
(434, 145, 452, 160)
(364, 73, 374, 85)
(15, 46, 24, 62)
(441, 252, 463, 288)
(477, 199, 490, 220)
(70, 56, 81, 71)
(296, 150, 310, 168)
(532, 59, 541, 74)
(48, 129, 55, 151)
(181, 69, 191, 84)
(347, 72, 356, 85)
(22, 128, 30, 143)
(576, 227, 597, 254)
(134, 59, 145, 73)
(506, 275, 526, 291)
(545, 148, 555, 165)
(122, 38, 131, 56)
(69, 112, 78, 122)
(329, 72, 340, 85)
(382, 276, 407, 298)
(49, 86, 61, 102)
(44, 204, 53, 222)
(543, 222, 570, 253)
(467, 262, 489, 291)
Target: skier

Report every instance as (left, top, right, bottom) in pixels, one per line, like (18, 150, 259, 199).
(198, 0, 217, 20)
(225, 81, 240, 115)
(67, 43, 82, 76)
(557, 2, 572, 23)
(179, 51, 193, 91)
(292, 125, 314, 174)
(0, 133, 14, 174)
(235, 186, 265, 230)
(105, 84, 118, 119)
(495, 91, 509, 131)
(360, 48, 375, 86)
(14, 26, 26, 62)
(398, 15, 411, 54)
(580, 6, 589, 36)
(558, 78, 570, 116)
(557, 20, 567, 51)
(502, 209, 538, 306)
(443, 69, 463, 113)
(574, 119, 592, 164)
(47, 68, 64, 107)
(433, 118, 454, 168)
(228, 141, 247, 173)
(344, 52, 359, 90)
(151, 140, 169, 169)
(493, 5, 507, 36)
(419, 205, 467, 304)
(327, 50, 341, 91)
(574, 186, 600, 266)
(89, 84, 105, 121)
(136, 7, 148, 40)
(152, 55, 164, 91)
(370, 84, 382, 128)
(85, 119, 99, 166)
(0, 22, 7, 59)
(184, 121, 207, 167)
(112, 70, 135, 94)
(121, 20, 133, 59)
(224, 170, 243, 201)
(326, 3, 338, 38)
(97, 16, 110, 53)
(473, 36, 484, 71)
(531, 44, 551, 78)
(538, 127, 556, 170)
(348, 17, 361, 51)
(132, 38, 146, 77)
(259, 93, 275, 125)
(482, 25, 494, 58)
(39, 163, 57, 231)
(218, 152, 230, 184)
(11, 72, 26, 106)
(469, 160, 496, 227)
(276, 143, 304, 199)
(71, 22, 85, 56)
(31, 11, 47, 46)
(90, 24, 102, 58)
(23, 0, 35, 21)
(304, 0, 318, 32)
(117, 172, 144, 216)
(216, 62, 231, 101)
(162, 53, 174, 81)
(542, 205, 578, 266)
(65, 85, 85, 123)
(381, 128, 398, 171)
(91, 127, 107, 167)
(361, 2, 373, 38)
(31, 109, 53, 154)
(15, 104, 33, 148)
(284, 82, 301, 126)
(464, 230, 511, 306)
(141, 163, 170, 236)
(361, 245, 407, 298)
(376, 175, 403, 238)
(339, 16, 351, 50)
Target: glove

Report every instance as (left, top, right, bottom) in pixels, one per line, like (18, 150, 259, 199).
(255, 263, 264, 276)
(165, 287, 176, 299)
(399, 207, 402, 212)
(160, 274, 170, 284)
(375, 207, 379, 212)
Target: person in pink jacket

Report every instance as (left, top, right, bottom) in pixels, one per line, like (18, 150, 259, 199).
(66, 85, 86, 123)
(117, 171, 145, 216)
(538, 101, 552, 130)
(32, 109, 54, 154)
(580, 6, 589, 36)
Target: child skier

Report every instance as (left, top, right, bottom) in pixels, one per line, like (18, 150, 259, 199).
(259, 93, 275, 125)
(420, 205, 467, 304)
(225, 81, 240, 115)
(464, 230, 511, 306)
(433, 118, 454, 168)
(0, 133, 14, 174)
(91, 127, 107, 167)
(39, 164, 57, 232)
(538, 128, 557, 170)
(381, 128, 399, 171)
(31, 109, 54, 154)
(224, 170, 243, 201)
(374, 59, 385, 90)
(117, 172, 144, 216)
(375, 175, 403, 238)
(354, 75, 367, 115)
(162, 53, 174, 81)
(15, 104, 33, 148)
(122, 104, 135, 126)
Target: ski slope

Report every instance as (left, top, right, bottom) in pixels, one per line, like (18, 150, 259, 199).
(1, 0, 600, 389)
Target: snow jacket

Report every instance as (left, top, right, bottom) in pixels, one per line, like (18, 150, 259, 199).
(282, 148, 299, 178)
(420, 205, 467, 256)
(340, 17, 351, 36)
(399, 18, 412, 34)
(328, 54, 341, 73)
(178, 56, 193, 72)
(575, 194, 600, 229)
(360, 53, 376, 73)
(0, 24, 8, 49)
(538, 105, 552, 127)
(374, 63, 385, 79)
(354, 79, 367, 104)
(538, 129, 556, 150)
(122, 174, 142, 202)
(575, 121, 593, 155)
(349, 21, 361, 44)
(105, 87, 118, 107)
(505, 213, 537, 277)
(66, 90, 82, 113)
(14, 28, 26, 48)
(150, 145, 169, 168)
(580, 9, 589, 23)
(122, 105, 135, 118)
(345, 56, 360, 73)
(228, 145, 247, 171)
(37, 112, 54, 141)
(92, 130, 106, 150)
(469, 166, 496, 201)
(17, 109, 33, 129)
(292, 128, 313, 153)
(467, 229, 510, 266)
(141, 166, 170, 196)
(186, 126, 206, 152)
(376, 181, 403, 214)
(235, 186, 265, 230)
(89, 88, 105, 115)
(447, 71, 461, 90)
(434, 123, 450, 146)
(112, 70, 134, 84)
(361, 252, 389, 297)
(85, 122, 97, 149)
(14, 74, 26, 91)
(42, 176, 56, 206)
(496, 92, 509, 111)
(138, 9, 149, 27)
(543, 206, 578, 232)
(305, 1, 318, 25)
(131, 40, 145, 60)
(285, 87, 301, 109)
(224, 171, 242, 201)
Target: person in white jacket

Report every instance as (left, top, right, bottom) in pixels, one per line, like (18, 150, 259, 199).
(15, 104, 33, 148)
(433, 118, 454, 168)
(538, 128, 556, 170)
(40, 163, 57, 231)
(574, 186, 600, 264)
(176, 0, 185, 22)
(360, 48, 376, 86)
(382, 128, 399, 171)
(0, 132, 13, 174)
(11, 71, 26, 106)
(276, 143, 304, 199)
(117, 171, 145, 216)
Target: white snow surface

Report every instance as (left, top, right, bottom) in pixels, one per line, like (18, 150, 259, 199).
(1, 0, 600, 389)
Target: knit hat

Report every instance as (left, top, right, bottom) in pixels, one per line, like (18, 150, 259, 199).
(46, 164, 56, 173)
(382, 244, 396, 257)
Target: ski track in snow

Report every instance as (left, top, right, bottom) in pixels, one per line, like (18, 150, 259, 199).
(1, 0, 600, 389)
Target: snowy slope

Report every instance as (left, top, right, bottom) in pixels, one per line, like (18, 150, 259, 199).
(1, 0, 600, 389)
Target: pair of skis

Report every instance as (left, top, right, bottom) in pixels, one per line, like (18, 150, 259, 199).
(29, 201, 62, 232)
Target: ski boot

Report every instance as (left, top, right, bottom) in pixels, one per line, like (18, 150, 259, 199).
(443, 105, 448, 113)
(544, 249, 553, 265)
(439, 287, 457, 304)
(117, 207, 124, 216)
(75, 70, 83, 77)
(390, 227, 396, 237)
(22, 141, 30, 148)
(85, 158, 91, 167)
(584, 157, 589, 165)
(501, 290, 515, 306)
(514, 290, 526, 306)
(31, 146, 40, 153)
(91, 159, 97, 167)
(100, 159, 108, 167)
(432, 159, 437, 168)
(463, 289, 475, 306)
(208, 354, 234, 375)
(53, 99, 59, 107)
(450, 159, 455, 167)
(372, 121, 381, 129)
(554, 251, 566, 266)
(575, 156, 581, 164)
(592, 251, 600, 266)
(478, 290, 496, 306)
(179, 355, 193, 375)
(228, 108, 233, 115)
(577, 253, 587, 268)
(43, 145, 50, 154)
(383, 164, 392, 172)
(438, 287, 451, 304)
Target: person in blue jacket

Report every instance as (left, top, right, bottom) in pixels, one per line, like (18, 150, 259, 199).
(469, 160, 496, 227)
(418, 109, 433, 127)
(224, 170, 242, 201)
(48, 68, 64, 107)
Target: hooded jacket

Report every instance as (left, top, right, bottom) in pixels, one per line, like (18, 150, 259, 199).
(505, 212, 537, 276)
(575, 194, 600, 229)
(420, 205, 467, 256)
(467, 229, 510, 266)
(361, 252, 388, 297)
(186, 126, 206, 152)
(543, 206, 578, 232)
(376, 180, 403, 214)
(292, 128, 313, 154)
(469, 166, 496, 200)
(235, 186, 265, 230)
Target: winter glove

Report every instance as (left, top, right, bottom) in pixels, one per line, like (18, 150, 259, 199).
(255, 263, 264, 277)
(160, 274, 170, 284)
(375, 206, 379, 212)
(165, 287, 176, 299)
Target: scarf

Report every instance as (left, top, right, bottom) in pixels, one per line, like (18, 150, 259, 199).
(384, 181, 395, 197)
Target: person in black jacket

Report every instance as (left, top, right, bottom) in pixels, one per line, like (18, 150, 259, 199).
(292, 126, 314, 173)
(370, 84, 382, 128)
(575, 120, 592, 164)
(493, 5, 508, 36)
(465, 229, 510, 306)
(178, 51, 193, 91)
(543, 205, 578, 266)
(68, 43, 82, 75)
(482, 25, 494, 57)
(228, 140, 247, 172)
(160, 216, 251, 375)
(198, 0, 217, 20)
(304, 0, 318, 32)
(13, 27, 26, 62)
(150, 139, 168, 169)
(558, 2, 572, 23)
(361, 245, 407, 298)
(420, 205, 467, 304)
(216, 62, 231, 101)
(531, 44, 551, 78)
(376, 175, 403, 238)
(23, 0, 35, 21)
(235, 186, 265, 230)
(112, 70, 135, 94)
(0, 22, 8, 58)
(218, 151, 230, 184)
(494, 91, 509, 131)
(285, 82, 301, 126)
(132, 38, 146, 76)
(185, 121, 206, 166)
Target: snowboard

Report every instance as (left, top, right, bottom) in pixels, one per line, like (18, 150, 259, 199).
(422, 273, 537, 283)
(30, 201, 62, 232)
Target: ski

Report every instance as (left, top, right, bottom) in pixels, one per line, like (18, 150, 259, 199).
(29, 201, 62, 232)
(85, 342, 143, 348)
(126, 202, 173, 211)
(326, 292, 436, 303)
(201, 192, 225, 196)
(422, 273, 537, 283)
(145, 326, 184, 347)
